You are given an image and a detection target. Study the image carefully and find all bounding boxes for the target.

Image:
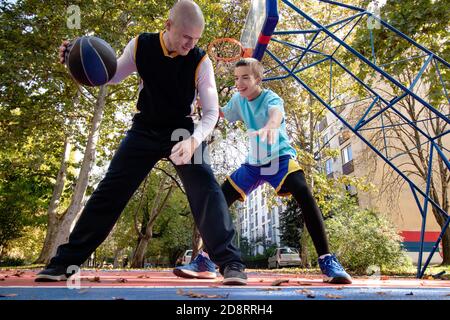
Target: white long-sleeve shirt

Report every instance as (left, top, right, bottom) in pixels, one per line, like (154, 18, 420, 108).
(108, 37, 219, 145)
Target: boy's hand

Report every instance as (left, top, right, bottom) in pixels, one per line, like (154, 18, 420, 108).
(170, 137, 199, 165)
(249, 108, 283, 144)
(249, 127, 278, 145)
(59, 40, 71, 64)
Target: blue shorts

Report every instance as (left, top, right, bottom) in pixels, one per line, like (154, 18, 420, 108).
(227, 155, 302, 201)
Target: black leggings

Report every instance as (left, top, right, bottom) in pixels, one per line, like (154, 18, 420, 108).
(221, 170, 330, 256)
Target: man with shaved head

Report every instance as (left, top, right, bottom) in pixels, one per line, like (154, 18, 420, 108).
(36, 0, 247, 285)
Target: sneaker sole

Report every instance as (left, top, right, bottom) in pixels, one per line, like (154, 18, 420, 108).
(222, 277, 247, 286)
(173, 269, 217, 279)
(35, 274, 68, 282)
(323, 276, 352, 284)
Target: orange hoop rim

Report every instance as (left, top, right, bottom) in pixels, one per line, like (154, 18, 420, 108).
(207, 38, 245, 63)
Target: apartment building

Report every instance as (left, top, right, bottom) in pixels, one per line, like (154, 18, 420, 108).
(317, 107, 444, 265)
(235, 185, 286, 256)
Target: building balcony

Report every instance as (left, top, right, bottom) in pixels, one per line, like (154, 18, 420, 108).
(338, 129, 351, 145)
(342, 160, 354, 175)
(318, 117, 328, 132)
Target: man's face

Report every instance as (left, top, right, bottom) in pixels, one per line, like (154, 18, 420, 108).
(166, 20, 203, 56)
(234, 66, 261, 100)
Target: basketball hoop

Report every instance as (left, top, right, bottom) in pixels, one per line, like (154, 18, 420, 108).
(207, 38, 244, 63)
(208, 38, 254, 75)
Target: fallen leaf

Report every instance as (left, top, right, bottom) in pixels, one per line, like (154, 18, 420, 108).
(380, 276, 389, 281)
(259, 279, 264, 282)
(176, 289, 228, 299)
(271, 279, 289, 286)
(88, 276, 101, 282)
(297, 282, 312, 286)
(296, 289, 316, 298)
(12, 271, 25, 277)
(0, 277, 5, 281)
(335, 287, 344, 290)
(376, 292, 387, 295)
(325, 293, 343, 299)
(116, 278, 127, 283)
(0, 294, 18, 298)
(405, 292, 414, 296)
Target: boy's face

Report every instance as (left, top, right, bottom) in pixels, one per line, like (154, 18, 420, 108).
(166, 20, 203, 56)
(234, 66, 261, 100)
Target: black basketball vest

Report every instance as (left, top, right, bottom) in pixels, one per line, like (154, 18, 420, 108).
(134, 32, 206, 130)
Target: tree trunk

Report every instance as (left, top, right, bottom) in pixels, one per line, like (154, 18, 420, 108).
(431, 205, 450, 265)
(131, 177, 174, 268)
(191, 225, 203, 258)
(37, 85, 108, 264)
(131, 233, 151, 268)
(35, 119, 73, 264)
(300, 224, 311, 268)
(440, 230, 450, 265)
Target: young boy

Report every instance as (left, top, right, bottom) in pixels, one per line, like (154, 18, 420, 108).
(174, 58, 352, 284)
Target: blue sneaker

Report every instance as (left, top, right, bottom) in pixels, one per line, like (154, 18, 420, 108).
(318, 254, 352, 284)
(173, 253, 217, 279)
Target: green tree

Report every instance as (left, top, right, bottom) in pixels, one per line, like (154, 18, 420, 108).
(279, 199, 303, 249)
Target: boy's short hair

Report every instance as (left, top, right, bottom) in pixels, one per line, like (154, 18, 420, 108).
(235, 58, 264, 80)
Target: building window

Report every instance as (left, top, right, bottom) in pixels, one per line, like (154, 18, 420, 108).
(322, 133, 330, 146)
(342, 145, 353, 164)
(341, 144, 354, 175)
(325, 158, 333, 175)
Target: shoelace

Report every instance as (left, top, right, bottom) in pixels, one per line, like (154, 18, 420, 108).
(225, 262, 243, 272)
(189, 255, 204, 267)
(321, 256, 344, 271)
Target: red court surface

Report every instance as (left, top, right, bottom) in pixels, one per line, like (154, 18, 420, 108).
(1, 268, 449, 289)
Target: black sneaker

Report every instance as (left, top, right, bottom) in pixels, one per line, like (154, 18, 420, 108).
(35, 265, 76, 282)
(222, 263, 247, 286)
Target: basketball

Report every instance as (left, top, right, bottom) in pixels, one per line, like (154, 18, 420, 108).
(65, 36, 117, 87)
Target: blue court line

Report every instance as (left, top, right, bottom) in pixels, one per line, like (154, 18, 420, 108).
(1, 286, 449, 300)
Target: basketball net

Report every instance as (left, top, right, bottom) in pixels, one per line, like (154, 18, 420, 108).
(207, 38, 253, 75)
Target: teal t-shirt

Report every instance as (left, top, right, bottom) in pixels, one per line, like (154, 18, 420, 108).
(222, 89, 297, 165)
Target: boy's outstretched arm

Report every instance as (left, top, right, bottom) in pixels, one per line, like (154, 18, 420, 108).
(251, 108, 283, 145)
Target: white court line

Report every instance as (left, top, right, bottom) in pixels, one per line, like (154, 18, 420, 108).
(2, 285, 450, 290)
